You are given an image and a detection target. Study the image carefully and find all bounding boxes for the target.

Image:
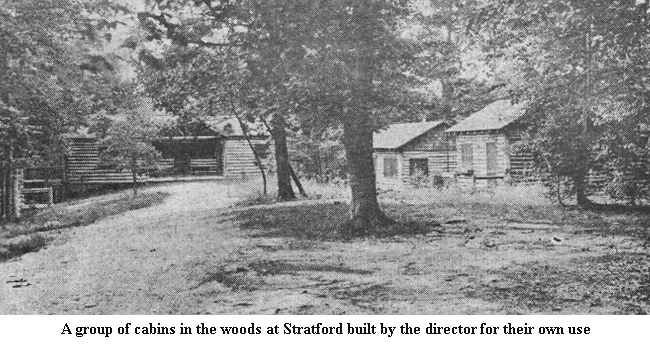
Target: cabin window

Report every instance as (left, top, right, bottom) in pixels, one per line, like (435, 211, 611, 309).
(486, 142, 498, 176)
(383, 157, 398, 179)
(461, 143, 473, 172)
(409, 158, 429, 177)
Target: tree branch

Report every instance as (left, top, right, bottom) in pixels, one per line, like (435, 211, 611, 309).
(226, 85, 268, 194)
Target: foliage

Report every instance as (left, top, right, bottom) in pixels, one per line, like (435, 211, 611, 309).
(100, 113, 160, 172)
(1, 191, 168, 261)
(290, 127, 347, 182)
(0, 0, 135, 166)
(135, 0, 317, 198)
(412, 0, 506, 121)
(477, 0, 650, 205)
(99, 113, 160, 195)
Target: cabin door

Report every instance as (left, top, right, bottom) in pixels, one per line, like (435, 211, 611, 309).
(486, 142, 498, 176)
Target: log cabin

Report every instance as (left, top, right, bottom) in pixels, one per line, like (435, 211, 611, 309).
(64, 117, 270, 184)
(446, 99, 534, 185)
(151, 135, 269, 178)
(373, 121, 456, 189)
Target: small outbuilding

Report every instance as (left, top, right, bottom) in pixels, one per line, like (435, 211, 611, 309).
(446, 99, 533, 184)
(153, 117, 270, 178)
(64, 117, 270, 183)
(373, 121, 456, 188)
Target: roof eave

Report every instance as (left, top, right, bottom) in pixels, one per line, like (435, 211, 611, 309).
(395, 122, 449, 148)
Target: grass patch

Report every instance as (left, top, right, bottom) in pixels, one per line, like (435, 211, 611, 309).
(198, 268, 261, 292)
(0, 234, 49, 262)
(472, 253, 650, 314)
(236, 183, 650, 241)
(237, 202, 440, 241)
(234, 192, 277, 207)
(0, 191, 169, 262)
(234, 178, 349, 207)
(28, 191, 170, 230)
(248, 259, 374, 276)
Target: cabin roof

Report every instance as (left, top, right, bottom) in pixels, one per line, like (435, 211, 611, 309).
(446, 99, 527, 133)
(373, 121, 447, 150)
(205, 116, 269, 137)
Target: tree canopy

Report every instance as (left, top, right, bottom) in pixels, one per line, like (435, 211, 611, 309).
(475, 0, 650, 205)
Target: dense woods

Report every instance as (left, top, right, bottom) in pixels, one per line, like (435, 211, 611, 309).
(1, 0, 650, 225)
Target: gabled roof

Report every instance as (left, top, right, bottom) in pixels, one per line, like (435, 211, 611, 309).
(446, 99, 527, 133)
(373, 121, 447, 150)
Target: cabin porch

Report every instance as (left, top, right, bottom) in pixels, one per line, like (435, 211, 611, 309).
(152, 136, 224, 177)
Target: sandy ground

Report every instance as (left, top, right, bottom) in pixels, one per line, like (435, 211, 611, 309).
(1, 181, 648, 314)
(0, 181, 243, 314)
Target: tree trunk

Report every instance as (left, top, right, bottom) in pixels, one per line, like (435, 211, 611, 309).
(132, 157, 138, 197)
(340, 0, 393, 231)
(227, 89, 267, 194)
(312, 138, 322, 181)
(576, 20, 593, 208)
(573, 166, 591, 207)
(260, 115, 305, 197)
(0, 158, 5, 222)
(289, 164, 307, 197)
(342, 120, 392, 230)
(3, 148, 16, 222)
(271, 114, 295, 201)
(1, 50, 18, 221)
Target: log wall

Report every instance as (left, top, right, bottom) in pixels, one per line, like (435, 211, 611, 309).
(374, 150, 456, 189)
(67, 138, 99, 175)
(374, 152, 403, 188)
(223, 137, 270, 178)
(454, 132, 509, 177)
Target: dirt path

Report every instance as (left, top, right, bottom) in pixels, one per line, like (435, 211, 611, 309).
(0, 181, 245, 314)
(1, 181, 647, 314)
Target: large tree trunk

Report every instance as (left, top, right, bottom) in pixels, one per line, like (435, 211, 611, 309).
(340, 0, 393, 231)
(271, 114, 295, 201)
(574, 166, 591, 207)
(342, 119, 392, 230)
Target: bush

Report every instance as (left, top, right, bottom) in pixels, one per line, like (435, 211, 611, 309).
(606, 175, 649, 205)
(0, 191, 169, 262)
(0, 234, 49, 262)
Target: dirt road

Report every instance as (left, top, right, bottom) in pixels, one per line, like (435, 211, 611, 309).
(1, 181, 648, 314)
(0, 181, 245, 314)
